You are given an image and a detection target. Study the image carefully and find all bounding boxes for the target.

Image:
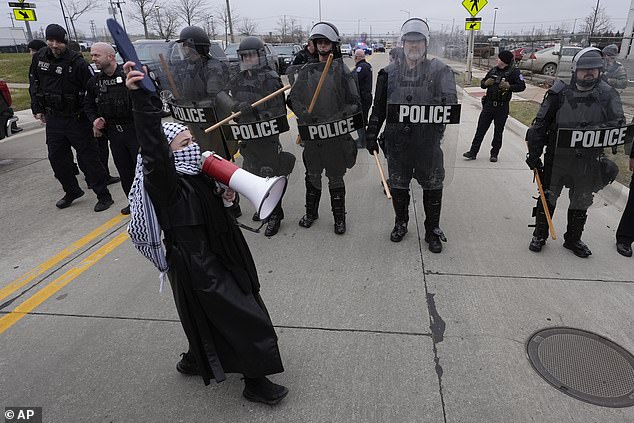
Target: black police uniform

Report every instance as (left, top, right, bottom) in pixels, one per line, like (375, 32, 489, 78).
(292, 47, 314, 66)
(85, 63, 140, 198)
(467, 63, 526, 159)
(354, 58, 373, 124)
(30, 46, 112, 207)
(615, 148, 634, 256)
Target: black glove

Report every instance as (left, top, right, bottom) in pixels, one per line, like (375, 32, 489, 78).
(366, 125, 379, 155)
(232, 102, 253, 115)
(484, 78, 495, 87)
(525, 154, 543, 171)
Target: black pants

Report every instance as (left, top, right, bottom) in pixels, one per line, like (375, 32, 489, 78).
(104, 123, 140, 197)
(96, 135, 113, 178)
(46, 116, 111, 201)
(616, 176, 634, 244)
(469, 102, 509, 157)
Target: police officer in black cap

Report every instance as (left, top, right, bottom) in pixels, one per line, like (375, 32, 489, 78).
(85, 42, 139, 215)
(526, 47, 625, 258)
(29, 24, 113, 211)
(463, 50, 525, 162)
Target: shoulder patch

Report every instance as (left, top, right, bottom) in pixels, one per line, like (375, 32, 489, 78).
(519, 74, 525, 81)
(356, 66, 362, 73)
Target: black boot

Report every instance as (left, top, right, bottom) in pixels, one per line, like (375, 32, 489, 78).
(299, 181, 321, 228)
(423, 189, 446, 253)
(390, 188, 410, 242)
(265, 203, 284, 237)
(563, 209, 592, 258)
(176, 350, 199, 376)
(243, 376, 289, 405)
(529, 200, 555, 252)
(330, 187, 346, 234)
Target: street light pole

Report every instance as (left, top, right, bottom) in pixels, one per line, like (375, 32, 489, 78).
(492, 7, 498, 36)
(318, 0, 322, 21)
(155, 6, 163, 39)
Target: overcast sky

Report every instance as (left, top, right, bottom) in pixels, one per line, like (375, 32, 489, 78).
(3, 0, 632, 40)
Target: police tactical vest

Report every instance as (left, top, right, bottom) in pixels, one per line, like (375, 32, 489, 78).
(35, 49, 85, 114)
(231, 69, 284, 121)
(94, 65, 131, 121)
(181, 57, 227, 103)
(487, 65, 516, 102)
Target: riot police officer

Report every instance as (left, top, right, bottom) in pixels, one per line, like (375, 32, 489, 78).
(173, 26, 233, 159)
(602, 44, 628, 91)
(463, 50, 525, 162)
(366, 18, 458, 252)
(30, 24, 113, 212)
(526, 47, 625, 257)
(287, 22, 360, 235)
(292, 41, 315, 66)
(85, 42, 139, 215)
(218, 36, 295, 236)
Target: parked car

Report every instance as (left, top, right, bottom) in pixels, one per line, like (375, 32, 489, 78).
(340, 43, 353, 57)
(474, 43, 495, 58)
(225, 42, 279, 73)
(512, 46, 542, 63)
(518, 46, 582, 78)
(444, 44, 465, 60)
(272, 44, 300, 74)
(373, 43, 385, 52)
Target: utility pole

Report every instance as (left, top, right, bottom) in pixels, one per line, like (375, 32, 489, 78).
(621, 0, 634, 59)
(225, 0, 234, 43)
(589, 0, 601, 41)
(155, 6, 163, 39)
(8, 13, 14, 28)
(115, 1, 127, 32)
(59, 0, 71, 39)
(90, 20, 97, 41)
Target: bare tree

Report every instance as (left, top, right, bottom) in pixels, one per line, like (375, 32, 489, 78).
(150, 4, 180, 39)
(215, 4, 239, 44)
(175, 0, 207, 27)
(128, 0, 158, 39)
(583, 4, 613, 38)
(63, 0, 100, 41)
(237, 17, 257, 36)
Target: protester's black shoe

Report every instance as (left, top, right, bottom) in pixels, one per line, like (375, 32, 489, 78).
(243, 377, 289, 405)
(106, 176, 121, 185)
(462, 151, 477, 160)
(264, 210, 283, 237)
(616, 242, 632, 257)
(176, 351, 200, 376)
(390, 221, 408, 242)
(94, 198, 114, 212)
(563, 239, 592, 258)
(56, 190, 85, 209)
(489, 155, 498, 162)
(120, 205, 131, 215)
(529, 236, 546, 252)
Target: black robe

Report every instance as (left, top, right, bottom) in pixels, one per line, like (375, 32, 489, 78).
(131, 89, 284, 385)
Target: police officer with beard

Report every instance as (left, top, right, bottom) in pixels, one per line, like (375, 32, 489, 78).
(463, 50, 525, 162)
(526, 47, 625, 258)
(288, 22, 359, 235)
(85, 42, 140, 215)
(366, 18, 457, 253)
(30, 24, 113, 212)
(218, 36, 295, 236)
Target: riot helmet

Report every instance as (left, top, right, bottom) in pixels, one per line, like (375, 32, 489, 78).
(237, 36, 268, 71)
(177, 26, 210, 56)
(400, 18, 429, 62)
(309, 22, 341, 58)
(571, 47, 604, 88)
(602, 44, 619, 57)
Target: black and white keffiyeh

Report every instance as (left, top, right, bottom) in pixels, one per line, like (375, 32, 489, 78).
(127, 122, 201, 291)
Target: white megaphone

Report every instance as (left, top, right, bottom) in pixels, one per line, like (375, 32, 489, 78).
(201, 151, 287, 220)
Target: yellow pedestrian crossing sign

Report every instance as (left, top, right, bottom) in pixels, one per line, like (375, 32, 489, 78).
(462, 0, 488, 17)
(13, 8, 36, 21)
(466, 21, 481, 31)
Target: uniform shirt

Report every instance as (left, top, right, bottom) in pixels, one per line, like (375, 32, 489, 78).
(29, 47, 93, 115)
(481, 63, 526, 103)
(354, 59, 373, 98)
(84, 63, 132, 124)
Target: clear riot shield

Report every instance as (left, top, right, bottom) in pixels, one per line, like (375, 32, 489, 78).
(549, 94, 633, 211)
(287, 58, 364, 143)
(383, 56, 461, 190)
(214, 71, 295, 176)
(152, 44, 237, 159)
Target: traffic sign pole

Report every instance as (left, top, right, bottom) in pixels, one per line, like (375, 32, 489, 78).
(466, 28, 474, 85)
(25, 19, 32, 41)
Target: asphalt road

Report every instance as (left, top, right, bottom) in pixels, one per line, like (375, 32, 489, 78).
(1, 52, 633, 422)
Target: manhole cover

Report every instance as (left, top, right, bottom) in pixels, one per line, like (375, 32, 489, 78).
(527, 327, 634, 408)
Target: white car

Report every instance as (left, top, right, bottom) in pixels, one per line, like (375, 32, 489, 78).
(340, 43, 352, 57)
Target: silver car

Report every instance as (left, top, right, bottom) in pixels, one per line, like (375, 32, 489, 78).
(518, 46, 582, 79)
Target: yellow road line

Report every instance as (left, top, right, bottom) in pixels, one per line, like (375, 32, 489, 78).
(0, 214, 128, 302)
(0, 231, 130, 335)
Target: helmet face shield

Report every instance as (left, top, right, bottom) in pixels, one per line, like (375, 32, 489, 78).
(239, 48, 268, 71)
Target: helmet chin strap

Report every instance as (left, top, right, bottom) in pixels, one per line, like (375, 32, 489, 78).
(577, 78, 597, 88)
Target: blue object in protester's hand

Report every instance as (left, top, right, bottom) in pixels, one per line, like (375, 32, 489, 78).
(107, 19, 156, 93)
